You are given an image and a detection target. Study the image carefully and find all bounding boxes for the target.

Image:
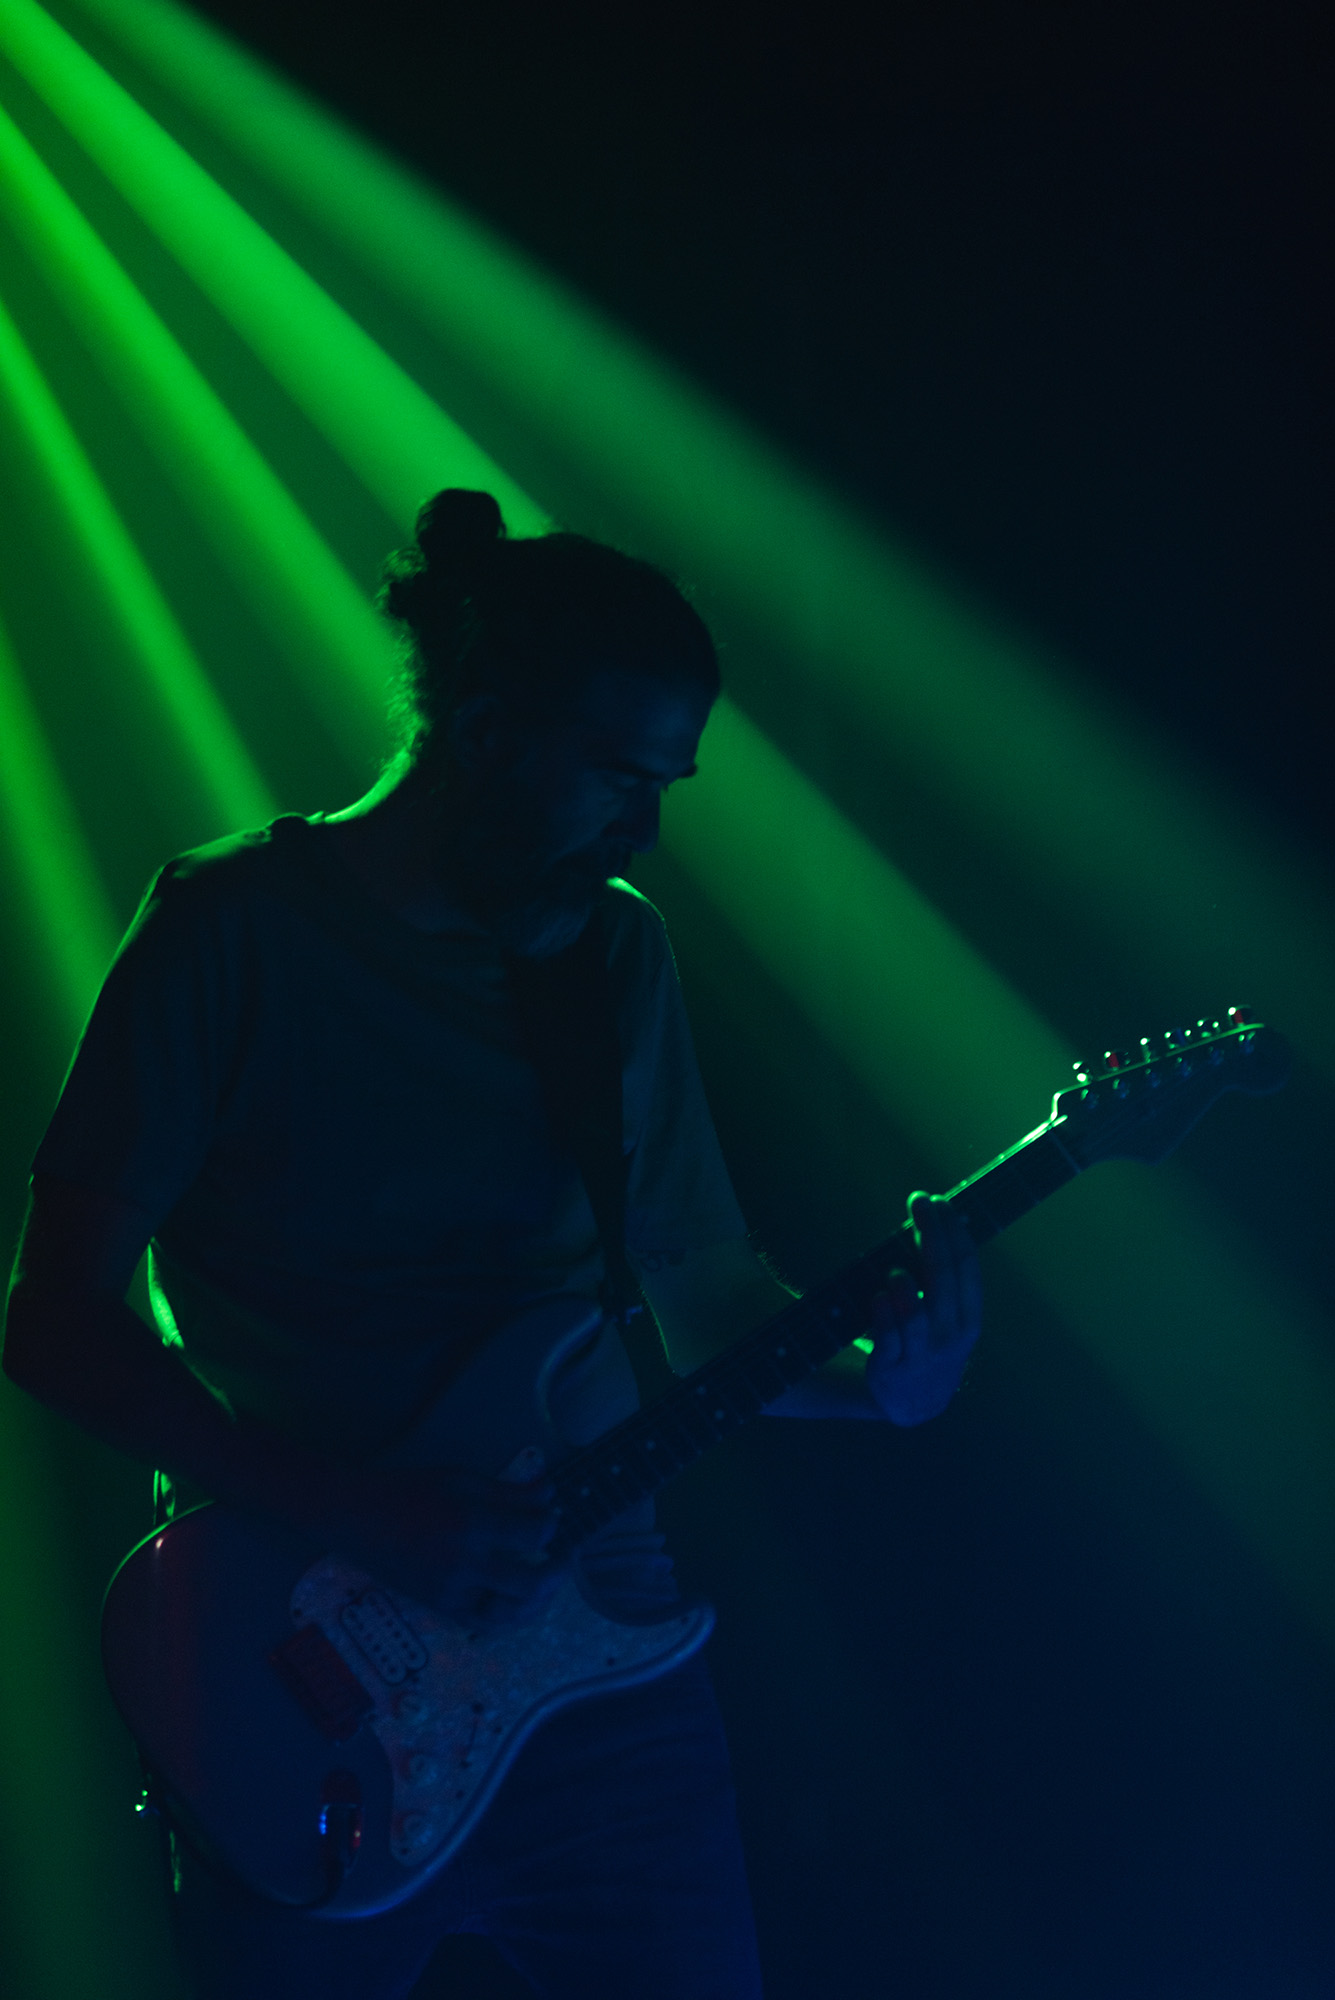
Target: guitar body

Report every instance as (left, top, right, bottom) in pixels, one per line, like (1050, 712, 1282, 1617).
(101, 1298, 713, 1918)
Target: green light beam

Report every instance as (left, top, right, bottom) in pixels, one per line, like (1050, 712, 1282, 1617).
(0, 1383, 125, 2000)
(0, 99, 391, 774)
(0, 0, 547, 541)
(674, 702, 1074, 1152)
(668, 699, 1335, 1650)
(0, 288, 275, 833)
(0, 606, 120, 1026)
(0, 619, 203, 2000)
(71, 0, 1335, 1070)
(14, 0, 1333, 1648)
(1014, 1167, 1335, 1656)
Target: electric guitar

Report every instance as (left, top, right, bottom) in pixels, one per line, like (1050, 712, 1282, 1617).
(100, 1009, 1289, 1917)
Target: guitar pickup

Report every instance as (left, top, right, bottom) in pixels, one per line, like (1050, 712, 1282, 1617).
(269, 1622, 374, 1742)
(340, 1590, 428, 1686)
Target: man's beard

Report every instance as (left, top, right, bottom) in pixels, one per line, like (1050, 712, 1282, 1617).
(462, 841, 630, 959)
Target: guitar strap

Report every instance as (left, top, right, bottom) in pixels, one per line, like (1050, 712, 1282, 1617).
(508, 898, 667, 1395)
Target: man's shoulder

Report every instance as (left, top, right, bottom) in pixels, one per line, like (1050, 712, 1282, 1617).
(151, 816, 312, 911)
(604, 874, 664, 926)
(603, 876, 671, 955)
(119, 818, 317, 965)
(601, 878, 678, 1011)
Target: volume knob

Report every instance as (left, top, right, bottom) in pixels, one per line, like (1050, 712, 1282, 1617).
(397, 1811, 435, 1851)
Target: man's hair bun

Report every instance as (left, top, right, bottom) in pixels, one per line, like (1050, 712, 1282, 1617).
(415, 488, 505, 573)
(379, 488, 504, 634)
(378, 487, 719, 766)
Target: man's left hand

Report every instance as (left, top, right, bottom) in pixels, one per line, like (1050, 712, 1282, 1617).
(865, 1192, 981, 1426)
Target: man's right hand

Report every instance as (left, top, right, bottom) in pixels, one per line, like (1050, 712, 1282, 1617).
(334, 1465, 562, 1626)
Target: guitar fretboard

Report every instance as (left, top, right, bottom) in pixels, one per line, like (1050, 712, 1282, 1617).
(551, 1118, 1079, 1552)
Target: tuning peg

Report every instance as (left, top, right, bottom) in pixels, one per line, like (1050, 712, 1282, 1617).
(1195, 1019, 1227, 1063)
(1102, 1049, 1132, 1071)
(1226, 1004, 1257, 1028)
(1072, 1059, 1093, 1084)
(1137, 1036, 1164, 1086)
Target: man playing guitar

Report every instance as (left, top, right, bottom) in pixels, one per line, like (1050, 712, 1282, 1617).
(3, 490, 980, 1998)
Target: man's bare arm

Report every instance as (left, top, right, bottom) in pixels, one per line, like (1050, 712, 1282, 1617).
(632, 1235, 885, 1417)
(3, 1176, 557, 1616)
(633, 1195, 981, 1425)
(3, 1176, 358, 1526)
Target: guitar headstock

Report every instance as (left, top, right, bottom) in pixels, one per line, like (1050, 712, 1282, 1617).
(1051, 1007, 1291, 1169)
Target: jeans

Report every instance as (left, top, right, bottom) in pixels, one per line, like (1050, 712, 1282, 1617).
(166, 1656, 763, 1999)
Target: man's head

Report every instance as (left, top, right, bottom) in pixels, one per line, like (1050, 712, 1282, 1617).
(379, 491, 719, 955)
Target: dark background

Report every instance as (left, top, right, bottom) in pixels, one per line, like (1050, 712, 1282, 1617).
(195, 0, 1333, 854)
(3, 1, 1332, 1994)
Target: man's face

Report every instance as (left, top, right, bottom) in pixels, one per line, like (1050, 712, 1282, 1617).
(445, 669, 713, 956)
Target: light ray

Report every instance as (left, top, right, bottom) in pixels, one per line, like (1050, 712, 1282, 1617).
(0, 616, 194, 2000)
(0, 1384, 129, 2000)
(0, 98, 391, 775)
(0, 0, 547, 540)
(0, 607, 120, 1025)
(64, 0, 1335, 1074)
(3, 0, 1329, 1651)
(0, 288, 275, 833)
(667, 699, 1335, 1648)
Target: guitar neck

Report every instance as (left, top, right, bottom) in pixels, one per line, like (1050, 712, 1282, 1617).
(551, 1116, 1079, 1552)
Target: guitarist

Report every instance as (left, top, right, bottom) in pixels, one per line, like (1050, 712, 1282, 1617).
(3, 490, 981, 2000)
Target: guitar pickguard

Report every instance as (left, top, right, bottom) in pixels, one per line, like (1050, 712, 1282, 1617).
(290, 1556, 713, 1907)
